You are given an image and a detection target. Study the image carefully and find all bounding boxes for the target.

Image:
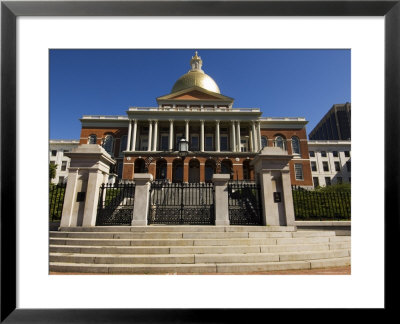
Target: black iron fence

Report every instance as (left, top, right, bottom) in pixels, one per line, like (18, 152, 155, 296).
(148, 182, 215, 225)
(228, 181, 263, 225)
(96, 183, 136, 226)
(49, 183, 67, 221)
(291, 185, 351, 220)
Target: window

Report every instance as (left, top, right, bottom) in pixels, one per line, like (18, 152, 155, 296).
(139, 136, 148, 151)
(117, 162, 123, 179)
(220, 135, 229, 151)
(311, 162, 317, 172)
(63, 150, 69, 153)
(309, 151, 315, 157)
(58, 176, 65, 184)
(321, 151, 327, 157)
(323, 161, 329, 172)
(313, 177, 320, 188)
(334, 161, 341, 171)
(175, 134, 184, 150)
(333, 151, 338, 157)
(325, 177, 331, 186)
(61, 161, 67, 171)
(261, 136, 268, 149)
(294, 164, 304, 180)
(346, 161, 351, 172)
(344, 151, 350, 157)
(160, 134, 169, 151)
(88, 134, 97, 144)
(119, 135, 127, 154)
(205, 135, 213, 151)
(291, 136, 301, 154)
(102, 135, 114, 154)
(337, 177, 343, 184)
(274, 136, 285, 150)
(190, 135, 199, 151)
(51, 150, 57, 156)
(50, 161, 55, 165)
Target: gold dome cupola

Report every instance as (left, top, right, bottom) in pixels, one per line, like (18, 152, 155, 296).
(171, 51, 221, 94)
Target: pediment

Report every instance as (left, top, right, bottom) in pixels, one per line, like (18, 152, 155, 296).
(157, 86, 234, 102)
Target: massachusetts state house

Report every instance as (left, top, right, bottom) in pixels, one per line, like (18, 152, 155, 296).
(79, 52, 313, 186)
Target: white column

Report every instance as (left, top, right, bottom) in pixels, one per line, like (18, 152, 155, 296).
(249, 127, 254, 152)
(215, 120, 220, 152)
(200, 120, 205, 152)
(185, 120, 189, 141)
(147, 120, 153, 152)
(131, 119, 137, 151)
(236, 121, 241, 152)
(169, 119, 174, 151)
(252, 122, 258, 152)
(257, 121, 262, 151)
(153, 120, 158, 151)
(231, 121, 236, 152)
(126, 120, 132, 151)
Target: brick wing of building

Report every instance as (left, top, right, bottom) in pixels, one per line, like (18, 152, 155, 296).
(79, 52, 313, 186)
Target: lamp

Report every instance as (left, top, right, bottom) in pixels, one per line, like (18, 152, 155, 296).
(178, 138, 189, 159)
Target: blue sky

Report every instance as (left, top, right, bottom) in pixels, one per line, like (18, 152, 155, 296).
(50, 49, 350, 139)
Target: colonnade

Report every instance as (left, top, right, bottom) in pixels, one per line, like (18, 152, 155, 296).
(126, 119, 263, 153)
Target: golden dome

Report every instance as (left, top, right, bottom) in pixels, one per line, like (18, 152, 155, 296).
(171, 51, 221, 94)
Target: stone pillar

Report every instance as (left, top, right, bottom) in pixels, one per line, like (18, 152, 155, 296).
(60, 144, 115, 227)
(215, 120, 220, 152)
(236, 121, 241, 152)
(126, 120, 132, 151)
(249, 127, 254, 152)
(131, 119, 137, 151)
(185, 120, 189, 142)
(257, 121, 262, 152)
(231, 121, 236, 152)
(131, 173, 153, 226)
(147, 120, 153, 152)
(252, 122, 258, 152)
(169, 119, 174, 151)
(153, 120, 158, 151)
(212, 174, 230, 226)
(200, 120, 205, 152)
(251, 147, 294, 226)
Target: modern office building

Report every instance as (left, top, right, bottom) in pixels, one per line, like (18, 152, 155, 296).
(309, 103, 351, 140)
(49, 140, 79, 184)
(308, 140, 351, 187)
(78, 52, 313, 186)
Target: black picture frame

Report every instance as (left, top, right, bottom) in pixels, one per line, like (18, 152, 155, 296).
(1, 0, 398, 322)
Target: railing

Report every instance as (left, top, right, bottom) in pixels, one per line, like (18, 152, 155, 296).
(96, 183, 136, 226)
(291, 185, 351, 220)
(49, 183, 67, 222)
(228, 181, 263, 225)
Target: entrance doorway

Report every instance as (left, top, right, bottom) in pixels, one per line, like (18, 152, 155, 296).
(188, 159, 200, 183)
(172, 159, 183, 183)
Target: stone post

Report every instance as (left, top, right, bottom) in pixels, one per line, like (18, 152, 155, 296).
(251, 147, 295, 226)
(60, 144, 115, 227)
(131, 173, 153, 226)
(212, 174, 230, 226)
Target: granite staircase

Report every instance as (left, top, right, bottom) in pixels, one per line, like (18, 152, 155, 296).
(49, 226, 351, 274)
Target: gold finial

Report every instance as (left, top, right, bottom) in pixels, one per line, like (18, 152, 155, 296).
(190, 51, 202, 71)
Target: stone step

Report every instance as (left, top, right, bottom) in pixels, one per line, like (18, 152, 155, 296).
(50, 235, 349, 247)
(50, 240, 350, 255)
(50, 230, 337, 239)
(58, 225, 297, 233)
(49, 257, 350, 274)
(50, 249, 349, 265)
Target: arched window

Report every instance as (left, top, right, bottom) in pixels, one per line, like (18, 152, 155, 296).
(291, 136, 301, 154)
(261, 136, 268, 149)
(102, 135, 114, 154)
(274, 136, 285, 150)
(88, 134, 97, 144)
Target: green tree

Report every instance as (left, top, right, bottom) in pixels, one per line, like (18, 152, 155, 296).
(49, 163, 57, 183)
